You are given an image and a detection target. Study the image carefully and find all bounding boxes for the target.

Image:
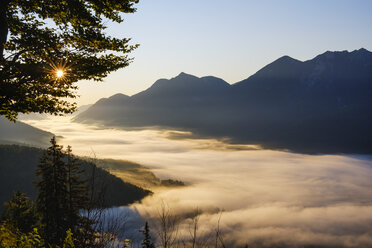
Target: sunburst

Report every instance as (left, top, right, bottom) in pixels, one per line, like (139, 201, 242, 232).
(46, 59, 72, 82)
(56, 70, 64, 78)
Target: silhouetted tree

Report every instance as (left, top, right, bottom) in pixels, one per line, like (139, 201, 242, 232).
(188, 208, 204, 248)
(140, 221, 155, 248)
(65, 145, 91, 246)
(1, 191, 38, 234)
(155, 203, 180, 248)
(35, 137, 69, 246)
(0, 0, 139, 121)
(214, 212, 226, 248)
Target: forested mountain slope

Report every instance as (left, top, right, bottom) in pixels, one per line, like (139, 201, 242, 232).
(0, 145, 151, 210)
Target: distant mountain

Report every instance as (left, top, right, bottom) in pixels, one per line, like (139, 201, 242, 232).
(76, 73, 231, 128)
(72, 104, 93, 116)
(18, 113, 49, 121)
(18, 104, 94, 120)
(0, 145, 151, 210)
(1, 104, 93, 147)
(74, 49, 372, 154)
(0, 117, 53, 147)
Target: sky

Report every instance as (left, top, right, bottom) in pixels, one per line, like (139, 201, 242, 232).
(76, 0, 372, 105)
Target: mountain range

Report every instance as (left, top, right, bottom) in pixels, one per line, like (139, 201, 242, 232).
(74, 49, 372, 154)
(0, 117, 53, 147)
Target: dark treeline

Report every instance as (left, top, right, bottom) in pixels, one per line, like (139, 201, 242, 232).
(0, 138, 229, 248)
(0, 144, 151, 212)
(0, 138, 153, 247)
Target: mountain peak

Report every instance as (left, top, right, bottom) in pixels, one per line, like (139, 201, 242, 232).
(250, 55, 301, 76)
(109, 93, 129, 99)
(277, 55, 298, 62)
(353, 48, 371, 55)
(108, 93, 130, 100)
(94, 93, 130, 105)
(265, 55, 302, 68)
(175, 72, 198, 79)
(148, 72, 199, 90)
(311, 48, 372, 62)
(357, 48, 368, 52)
(318, 49, 348, 58)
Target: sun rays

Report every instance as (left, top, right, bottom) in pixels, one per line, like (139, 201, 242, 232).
(46, 59, 72, 83)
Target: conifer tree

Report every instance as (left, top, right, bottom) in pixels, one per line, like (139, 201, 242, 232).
(35, 136, 68, 246)
(2, 191, 38, 234)
(65, 145, 96, 247)
(65, 145, 88, 229)
(140, 221, 155, 248)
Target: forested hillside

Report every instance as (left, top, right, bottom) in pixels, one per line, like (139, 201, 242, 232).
(0, 145, 151, 210)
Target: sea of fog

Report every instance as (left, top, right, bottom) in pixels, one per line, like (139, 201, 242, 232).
(24, 117, 372, 247)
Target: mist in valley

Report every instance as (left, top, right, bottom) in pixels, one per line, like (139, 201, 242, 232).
(22, 116, 372, 247)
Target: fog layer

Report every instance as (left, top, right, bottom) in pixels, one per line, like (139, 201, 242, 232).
(25, 117, 372, 247)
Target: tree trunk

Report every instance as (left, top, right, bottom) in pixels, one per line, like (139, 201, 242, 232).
(0, 0, 11, 61)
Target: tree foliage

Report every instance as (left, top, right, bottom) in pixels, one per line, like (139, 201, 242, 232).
(65, 146, 88, 231)
(0, 224, 45, 248)
(140, 222, 155, 248)
(35, 137, 69, 246)
(1, 192, 38, 234)
(0, 224, 77, 248)
(0, 144, 151, 211)
(0, 0, 139, 121)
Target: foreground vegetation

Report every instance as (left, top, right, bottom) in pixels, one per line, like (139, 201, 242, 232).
(0, 144, 151, 211)
(0, 138, 234, 248)
(0, 137, 140, 247)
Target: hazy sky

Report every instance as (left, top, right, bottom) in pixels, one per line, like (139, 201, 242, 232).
(77, 0, 372, 105)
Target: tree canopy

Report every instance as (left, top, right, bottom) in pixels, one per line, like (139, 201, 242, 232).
(0, 0, 139, 121)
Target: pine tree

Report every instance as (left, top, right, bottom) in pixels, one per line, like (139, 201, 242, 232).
(65, 146, 88, 228)
(140, 222, 155, 248)
(35, 137, 68, 246)
(2, 191, 38, 234)
(65, 145, 94, 247)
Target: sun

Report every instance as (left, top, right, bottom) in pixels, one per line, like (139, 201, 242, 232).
(46, 60, 71, 82)
(56, 70, 64, 78)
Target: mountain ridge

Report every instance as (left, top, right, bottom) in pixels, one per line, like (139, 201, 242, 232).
(75, 49, 372, 154)
(0, 117, 54, 148)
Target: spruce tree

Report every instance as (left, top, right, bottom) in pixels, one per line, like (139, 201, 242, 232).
(65, 145, 88, 228)
(35, 137, 68, 246)
(140, 221, 155, 248)
(65, 145, 94, 247)
(2, 191, 38, 234)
